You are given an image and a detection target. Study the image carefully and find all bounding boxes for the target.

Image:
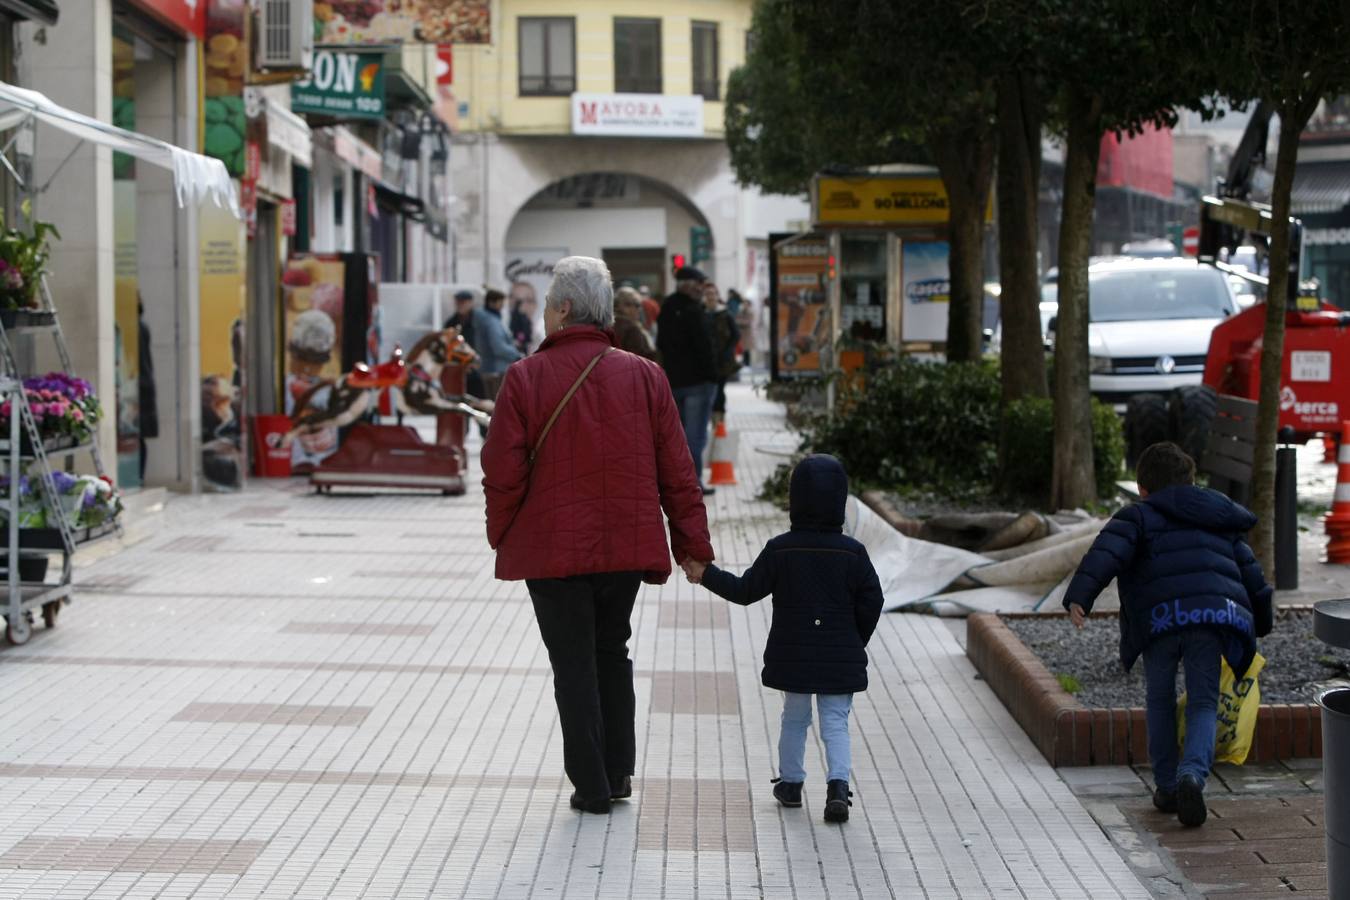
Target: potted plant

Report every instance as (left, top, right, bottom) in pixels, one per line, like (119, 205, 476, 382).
(0, 208, 60, 315)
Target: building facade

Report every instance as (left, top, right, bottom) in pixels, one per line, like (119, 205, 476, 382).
(447, 0, 808, 305)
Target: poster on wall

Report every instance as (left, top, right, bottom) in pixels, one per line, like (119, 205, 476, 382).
(770, 234, 830, 380)
(315, 1, 490, 44)
(199, 199, 247, 491)
(503, 247, 565, 352)
(901, 242, 951, 343)
(281, 254, 347, 473)
(203, 0, 247, 176)
(113, 180, 140, 489)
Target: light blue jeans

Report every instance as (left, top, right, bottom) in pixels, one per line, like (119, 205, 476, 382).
(671, 382, 716, 476)
(779, 692, 853, 783)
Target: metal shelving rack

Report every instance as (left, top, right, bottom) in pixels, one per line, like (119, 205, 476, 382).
(0, 271, 120, 645)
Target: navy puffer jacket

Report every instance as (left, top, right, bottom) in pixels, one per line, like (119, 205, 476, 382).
(1063, 485, 1274, 677)
(701, 455, 885, 694)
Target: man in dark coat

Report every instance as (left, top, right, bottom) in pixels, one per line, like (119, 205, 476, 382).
(137, 300, 158, 480)
(657, 266, 718, 494)
(683, 454, 884, 823)
(1063, 442, 1273, 828)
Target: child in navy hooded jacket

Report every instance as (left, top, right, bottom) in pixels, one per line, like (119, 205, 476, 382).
(683, 454, 884, 823)
(1064, 442, 1272, 828)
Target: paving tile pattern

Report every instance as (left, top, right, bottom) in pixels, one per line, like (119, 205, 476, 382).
(0, 387, 1148, 898)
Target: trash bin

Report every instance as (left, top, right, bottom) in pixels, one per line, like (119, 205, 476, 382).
(251, 415, 293, 478)
(1314, 600, 1350, 899)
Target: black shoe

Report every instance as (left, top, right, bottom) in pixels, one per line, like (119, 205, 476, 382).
(700, 485, 716, 496)
(1176, 774, 1207, 827)
(824, 779, 852, 823)
(610, 775, 632, 801)
(1152, 787, 1177, 813)
(569, 791, 611, 815)
(771, 778, 803, 808)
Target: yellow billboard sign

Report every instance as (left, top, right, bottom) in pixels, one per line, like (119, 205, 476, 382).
(814, 175, 990, 226)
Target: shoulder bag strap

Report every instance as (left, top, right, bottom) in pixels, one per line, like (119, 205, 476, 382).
(527, 347, 614, 467)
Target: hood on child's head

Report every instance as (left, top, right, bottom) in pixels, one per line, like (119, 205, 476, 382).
(1143, 483, 1258, 533)
(789, 454, 848, 533)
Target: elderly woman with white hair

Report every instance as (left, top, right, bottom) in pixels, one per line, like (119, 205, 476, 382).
(482, 256, 713, 815)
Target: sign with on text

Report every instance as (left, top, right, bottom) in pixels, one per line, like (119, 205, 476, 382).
(292, 51, 386, 120)
(571, 93, 703, 138)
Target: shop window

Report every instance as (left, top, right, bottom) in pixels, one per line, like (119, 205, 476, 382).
(614, 17, 661, 94)
(692, 21, 718, 101)
(519, 17, 575, 96)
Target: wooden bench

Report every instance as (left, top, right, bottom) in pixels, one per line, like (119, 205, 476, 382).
(1202, 394, 1257, 505)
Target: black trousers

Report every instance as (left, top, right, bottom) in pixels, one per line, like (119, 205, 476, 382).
(527, 571, 642, 801)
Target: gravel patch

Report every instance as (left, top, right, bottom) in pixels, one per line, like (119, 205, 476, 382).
(1004, 608, 1350, 707)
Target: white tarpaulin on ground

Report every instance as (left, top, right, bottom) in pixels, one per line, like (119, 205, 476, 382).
(0, 81, 238, 216)
(845, 496, 1113, 616)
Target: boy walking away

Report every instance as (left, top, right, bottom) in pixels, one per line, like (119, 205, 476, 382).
(683, 455, 883, 822)
(1063, 442, 1273, 827)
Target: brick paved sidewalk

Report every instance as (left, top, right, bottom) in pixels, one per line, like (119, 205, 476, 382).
(0, 385, 1148, 898)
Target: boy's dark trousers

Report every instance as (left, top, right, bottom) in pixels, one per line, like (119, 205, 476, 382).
(526, 571, 642, 802)
(1143, 627, 1223, 791)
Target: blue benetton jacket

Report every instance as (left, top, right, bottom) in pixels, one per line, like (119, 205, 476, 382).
(701, 455, 884, 694)
(1063, 484, 1274, 677)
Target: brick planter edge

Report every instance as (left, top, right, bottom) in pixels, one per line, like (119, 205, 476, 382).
(966, 612, 1323, 767)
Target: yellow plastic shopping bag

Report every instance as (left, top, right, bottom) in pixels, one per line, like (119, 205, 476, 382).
(1177, 652, 1265, 765)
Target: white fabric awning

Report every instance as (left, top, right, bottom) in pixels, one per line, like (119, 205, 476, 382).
(0, 81, 239, 217)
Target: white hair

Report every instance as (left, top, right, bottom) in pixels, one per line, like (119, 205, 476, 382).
(546, 256, 615, 329)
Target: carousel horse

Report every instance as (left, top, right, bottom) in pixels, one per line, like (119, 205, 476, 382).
(271, 327, 491, 450)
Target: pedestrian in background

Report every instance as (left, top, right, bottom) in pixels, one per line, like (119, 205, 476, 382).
(657, 266, 718, 495)
(509, 280, 542, 354)
(613, 286, 658, 361)
(483, 255, 712, 816)
(728, 288, 754, 370)
(473, 288, 524, 400)
(638, 285, 661, 339)
(682, 454, 883, 824)
(444, 289, 488, 409)
(137, 299, 158, 480)
(703, 282, 740, 429)
(1063, 442, 1273, 828)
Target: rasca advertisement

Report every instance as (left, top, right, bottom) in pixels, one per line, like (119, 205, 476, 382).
(901, 242, 950, 343)
(771, 235, 830, 380)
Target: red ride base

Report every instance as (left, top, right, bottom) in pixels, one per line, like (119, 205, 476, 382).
(310, 422, 466, 495)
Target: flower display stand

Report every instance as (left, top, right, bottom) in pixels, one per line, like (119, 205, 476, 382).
(0, 276, 120, 645)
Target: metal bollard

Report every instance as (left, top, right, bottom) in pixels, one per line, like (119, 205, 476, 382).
(1275, 435, 1298, 590)
(1315, 600, 1350, 898)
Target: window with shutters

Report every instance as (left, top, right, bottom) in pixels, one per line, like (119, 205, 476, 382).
(614, 18, 662, 94)
(519, 17, 575, 96)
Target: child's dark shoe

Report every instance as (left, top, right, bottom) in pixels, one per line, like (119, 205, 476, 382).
(1152, 786, 1177, 813)
(1176, 774, 1207, 827)
(771, 778, 803, 808)
(824, 779, 852, 823)
(610, 775, 632, 801)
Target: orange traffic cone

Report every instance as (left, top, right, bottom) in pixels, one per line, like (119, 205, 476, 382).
(708, 426, 738, 486)
(1325, 421, 1350, 563)
(714, 417, 729, 440)
(1325, 432, 1339, 465)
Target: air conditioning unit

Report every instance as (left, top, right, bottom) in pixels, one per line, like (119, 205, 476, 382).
(256, 0, 314, 71)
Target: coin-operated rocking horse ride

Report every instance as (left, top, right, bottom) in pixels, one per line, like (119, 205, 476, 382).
(271, 328, 492, 495)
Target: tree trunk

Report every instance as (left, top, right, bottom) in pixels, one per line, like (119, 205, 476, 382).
(1249, 100, 1314, 575)
(996, 71, 1048, 402)
(1051, 90, 1103, 511)
(932, 126, 996, 363)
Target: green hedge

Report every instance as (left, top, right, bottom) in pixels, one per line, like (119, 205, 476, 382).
(1001, 396, 1124, 504)
(780, 358, 1123, 508)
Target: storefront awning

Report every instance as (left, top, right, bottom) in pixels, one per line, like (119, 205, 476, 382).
(0, 0, 57, 25)
(263, 95, 312, 168)
(0, 80, 238, 216)
(373, 180, 425, 221)
(1292, 164, 1350, 216)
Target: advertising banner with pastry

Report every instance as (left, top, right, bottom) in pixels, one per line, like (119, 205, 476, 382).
(315, 1, 490, 45)
(281, 255, 348, 472)
(199, 201, 247, 491)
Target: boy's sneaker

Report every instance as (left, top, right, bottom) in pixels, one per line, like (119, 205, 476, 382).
(824, 779, 852, 823)
(1176, 774, 1207, 827)
(1152, 787, 1177, 813)
(771, 778, 803, 808)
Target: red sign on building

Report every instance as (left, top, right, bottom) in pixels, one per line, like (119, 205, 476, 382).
(124, 0, 206, 40)
(436, 45, 453, 85)
(280, 198, 297, 237)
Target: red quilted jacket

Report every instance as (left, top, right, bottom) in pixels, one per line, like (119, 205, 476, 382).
(482, 325, 713, 583)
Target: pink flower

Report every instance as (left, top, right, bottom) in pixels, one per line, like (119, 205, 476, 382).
(29, 403, 44, 417)
(71, 408, 84, 422)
